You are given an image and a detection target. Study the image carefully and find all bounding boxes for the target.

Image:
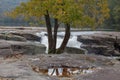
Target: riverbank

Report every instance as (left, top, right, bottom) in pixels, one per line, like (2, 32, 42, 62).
(0, 26, 118, 32)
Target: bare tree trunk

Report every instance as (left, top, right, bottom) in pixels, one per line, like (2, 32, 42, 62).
(52, 18, 59, 53)
(56, 24, 70, 54)
(44, 10, 70, 54)
(44, 10, 53, 53)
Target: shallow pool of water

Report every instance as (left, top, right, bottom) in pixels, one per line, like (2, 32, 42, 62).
(32, 65, 97, 77)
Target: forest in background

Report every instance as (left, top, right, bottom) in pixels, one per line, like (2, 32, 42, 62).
(0, 0, 29, 26)
(0, 0, 119, 30)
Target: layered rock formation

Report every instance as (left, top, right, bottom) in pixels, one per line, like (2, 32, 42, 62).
(77, 32, 120, 56)
(0, 30, 45, 57)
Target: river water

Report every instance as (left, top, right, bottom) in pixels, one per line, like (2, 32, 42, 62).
(36, 31, 97, 53)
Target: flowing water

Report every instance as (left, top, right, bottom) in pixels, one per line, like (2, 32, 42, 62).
(36, 31, 97, 53)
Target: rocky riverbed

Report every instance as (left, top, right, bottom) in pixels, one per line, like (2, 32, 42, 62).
(0, 27, 120, 80)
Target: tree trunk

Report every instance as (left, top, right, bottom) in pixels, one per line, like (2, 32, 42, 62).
(56, 24, 71, 54)
(44, 10, 53, 53)
(52, 18, 59, 53)
(44, 10, 70, 54)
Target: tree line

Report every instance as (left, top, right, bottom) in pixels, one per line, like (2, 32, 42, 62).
(103, 0, 120, 30)
(0, 0, 119, 30)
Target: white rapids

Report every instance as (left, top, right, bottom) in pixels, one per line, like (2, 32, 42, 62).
(36, 31, 96, 53)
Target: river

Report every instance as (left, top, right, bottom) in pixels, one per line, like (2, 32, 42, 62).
(36, 31, 97, 53)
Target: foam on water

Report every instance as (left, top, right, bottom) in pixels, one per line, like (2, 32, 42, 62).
(36, 31, 96, 53)
(67, 36, 81, 48)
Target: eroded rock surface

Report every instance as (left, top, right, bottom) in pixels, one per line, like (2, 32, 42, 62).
(11, 33, 41, 42)
(0, 33, 27, 41)
(0, 40, 46, 57)
(0, 27, 120, 80)
(0, 27, 45, 57)
(0, 53, 119, 80)
(65, 47, 85, 54)
(77, 32, 120, 56)
(0, 40, 12, 57)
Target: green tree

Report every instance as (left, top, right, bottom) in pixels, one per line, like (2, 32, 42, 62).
(113, 4, 120, 30)
(103, 0, 120, 30)
(9, 0, 109, 54)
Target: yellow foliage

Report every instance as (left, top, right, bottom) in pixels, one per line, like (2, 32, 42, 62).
(8, 0, 110, 28)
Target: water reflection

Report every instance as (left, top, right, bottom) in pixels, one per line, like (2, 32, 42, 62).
(32, 66, 96, 77)
(48, 67, 94, 77)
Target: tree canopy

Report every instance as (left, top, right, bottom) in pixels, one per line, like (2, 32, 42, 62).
(10, 0, 109, 28)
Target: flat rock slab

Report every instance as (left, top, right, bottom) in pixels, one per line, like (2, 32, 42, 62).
(79, 65, 120, 80)
(30, 54, 120, 80)
(30, 54, 115, 68)
(0, 40, 12, 57)
(0, 40, 11, 49)
(0, 40, 46, 57)
(0, 54, 119, 80)
(0, 58, 54, 80)
(7, 41, 46, 55)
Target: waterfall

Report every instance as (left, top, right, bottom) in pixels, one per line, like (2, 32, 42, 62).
(36, 31, 96, 53)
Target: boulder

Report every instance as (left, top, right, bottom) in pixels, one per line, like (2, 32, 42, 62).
(77, 34, 115, 45)
(77, 33, 120, 56)
(7, 41, 46, 55)
(11, 33, 41, 42)
(81, 45, 116, 56)
(0, 33, 26, 41)
(0, 40, 46, 57)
